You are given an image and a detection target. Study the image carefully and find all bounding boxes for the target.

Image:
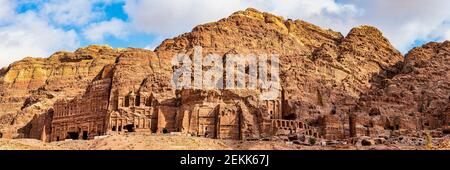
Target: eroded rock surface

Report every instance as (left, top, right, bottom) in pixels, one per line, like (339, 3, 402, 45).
(0, 8, 447, 146)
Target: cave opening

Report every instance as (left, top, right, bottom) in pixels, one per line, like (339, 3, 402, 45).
(443, 129, 450, 134)
(387, 126, 394, 131)
(331, 104, 336, 115)
(125, 124, 135, 132)
(82, 131, 88, 140)
(284, 113, 297, 120)
(162, 128, 169, 134)
(67, 132, 79, 140)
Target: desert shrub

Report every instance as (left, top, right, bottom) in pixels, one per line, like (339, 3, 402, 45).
(309, 137, 316, 145)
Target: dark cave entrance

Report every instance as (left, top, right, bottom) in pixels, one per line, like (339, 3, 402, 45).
(82, 131, 88, 140)
(443, 129, 450, 134)
(124, 124, 135, 132)
(67, 132, 79, 140)
(284, 113, 297, 120)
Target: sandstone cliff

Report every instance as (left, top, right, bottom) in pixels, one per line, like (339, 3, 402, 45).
(155, 8, 404, 139)
(0, 8, 447, 143)
(353, 41, 450, 137)
(0, 45, 120, 137)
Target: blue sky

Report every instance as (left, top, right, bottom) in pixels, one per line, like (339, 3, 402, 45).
(85, 2, 156, 49)
(12, 0, 155, 49)
(1, 0, 450, 67)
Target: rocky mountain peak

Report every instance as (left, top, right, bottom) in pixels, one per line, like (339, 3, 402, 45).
(405, 40, 450, 66)
(342, 25, 402, 62)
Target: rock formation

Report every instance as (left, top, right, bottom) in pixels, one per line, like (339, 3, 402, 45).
(0, 8, 447, 145)
(0, 45, 119, 138)
(353, 41, 450, 138)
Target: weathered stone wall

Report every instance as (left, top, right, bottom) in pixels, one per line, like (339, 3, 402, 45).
(17, 110, 53, 142)
(352, 41, 450, 138)
(0, 45, 120, 137)
(51, 77, 111, 141)
(2, 8, 448, 144)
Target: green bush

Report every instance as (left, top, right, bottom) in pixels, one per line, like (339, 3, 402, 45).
(309, 137, 316, 145)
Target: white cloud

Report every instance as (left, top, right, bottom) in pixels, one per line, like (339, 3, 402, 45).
(123, 0, 450, 53)
(0, 12, 79, 67)
(342, 0, 450, 52)
(40, 0, 109, 26)
(444, 29, 450, 40)
(124, 0, 357, 37)
(0, 0, 124, 67)
(246, 0, 357, 18)
(3, 0, 450, 68)
(245, 0, 359, 34)
(124, 0, 243, 36)
(0, 0, 16, 22)
(83, 18, 128, 42)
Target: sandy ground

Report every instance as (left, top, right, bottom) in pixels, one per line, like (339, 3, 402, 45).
(0, 133, 447, 150)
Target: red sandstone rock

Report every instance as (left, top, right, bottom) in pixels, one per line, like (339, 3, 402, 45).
(353, 41, 450, 139)
(0, 8, 447, 145)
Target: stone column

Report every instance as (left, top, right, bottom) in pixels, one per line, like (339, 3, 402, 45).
(115, 119, 119, 132)
(157, 107, 163, 134)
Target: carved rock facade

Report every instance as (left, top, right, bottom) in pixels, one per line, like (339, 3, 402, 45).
(0, 8, 448, 144)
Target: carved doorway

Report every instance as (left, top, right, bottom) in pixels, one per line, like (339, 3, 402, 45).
(82, 131, 88, 140)
(124, 124, 135, 132)
(67, 132, 79, 140)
